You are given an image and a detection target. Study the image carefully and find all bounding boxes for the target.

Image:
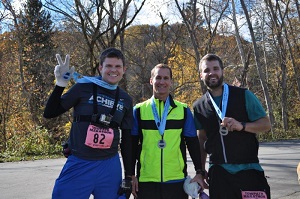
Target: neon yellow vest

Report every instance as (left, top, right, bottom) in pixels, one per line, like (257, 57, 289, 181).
(135, 97, 187, 182)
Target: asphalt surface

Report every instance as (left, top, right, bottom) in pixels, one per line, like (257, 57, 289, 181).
(0, 140, 299, 199)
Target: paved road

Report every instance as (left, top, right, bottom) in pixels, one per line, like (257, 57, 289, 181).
(0, 140, 299, 199)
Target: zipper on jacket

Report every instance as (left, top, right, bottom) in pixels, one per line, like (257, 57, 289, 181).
(158, 99, 175, 182)
(159, 100, 164, 182)
(161, 135, 164, 182)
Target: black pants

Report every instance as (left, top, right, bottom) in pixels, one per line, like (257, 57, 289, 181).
(208, 165, 271, 199)
(137, 181, 188, 199)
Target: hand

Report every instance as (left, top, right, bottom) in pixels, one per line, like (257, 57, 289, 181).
(62, 142, 71, 158)
(131, 176, 138, 198)
(221, 117, 243, 132)
(54, 54, 75, 87)
(118, 177, 132, 198)
(191, 173, 209, 190)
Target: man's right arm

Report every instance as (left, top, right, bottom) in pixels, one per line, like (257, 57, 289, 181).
(43, 86, 67, 118)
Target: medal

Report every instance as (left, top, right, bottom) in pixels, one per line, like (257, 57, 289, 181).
(219, 126, 228, 136)
(158, 139, 166, 149)
(208, 84, 230, 136)
(151, 96, 169, 149)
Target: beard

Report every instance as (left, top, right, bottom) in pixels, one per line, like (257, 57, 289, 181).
(204, 75, 223, 89)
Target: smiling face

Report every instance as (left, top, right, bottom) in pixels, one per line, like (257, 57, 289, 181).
(98, 57, 126, 85)
(150, 67, 172, 101)
(200, 60, 224, 90)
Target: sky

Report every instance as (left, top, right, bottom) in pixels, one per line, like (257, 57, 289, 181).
(131, 0, 182, 25)
(8, 0, 249, 39)
(11, 0, 26, 11)
(131, 0, 250, 40)
(10, 0, 181, 26)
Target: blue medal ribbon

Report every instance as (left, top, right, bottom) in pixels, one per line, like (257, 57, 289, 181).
(151, 96, 170, 136)
(71, 72, 117, 90)
(208, 83, 229, 120)
(208, 84, 229, 136)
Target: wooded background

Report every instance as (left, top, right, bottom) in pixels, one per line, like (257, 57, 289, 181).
(0, 0, 299, 161)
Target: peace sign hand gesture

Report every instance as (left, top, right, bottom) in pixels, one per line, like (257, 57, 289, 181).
(54, 54, 75, 87)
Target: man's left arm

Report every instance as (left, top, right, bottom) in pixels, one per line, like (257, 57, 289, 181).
(238, 116, 270, 134)
(222, 90, 271, 134)
(120, 101, 134, 178)
(120, 129, 133, 177)
(242, 90, 271, 134)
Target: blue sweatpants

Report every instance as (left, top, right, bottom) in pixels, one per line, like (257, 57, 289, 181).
(52, 154, 122, 199)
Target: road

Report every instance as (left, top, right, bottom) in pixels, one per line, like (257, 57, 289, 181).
(0, 140, 299, 199)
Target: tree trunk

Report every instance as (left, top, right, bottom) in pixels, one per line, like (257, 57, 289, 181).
(240, 0, 275, 136)
(287, 2, 300, 99)
(264, 0, 289, 131)
(231, 0, 249, 88)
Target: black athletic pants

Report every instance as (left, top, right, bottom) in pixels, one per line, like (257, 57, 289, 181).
(208, 165, 271, 199)
(137, 181, 188, 199)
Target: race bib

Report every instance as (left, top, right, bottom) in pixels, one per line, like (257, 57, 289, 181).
(241, 191, 267, 199)
(85, 124, 114, 149)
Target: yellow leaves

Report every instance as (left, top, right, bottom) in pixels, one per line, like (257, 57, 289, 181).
(168, 45, 202, 106)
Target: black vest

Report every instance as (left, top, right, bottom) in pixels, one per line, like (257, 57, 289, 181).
(193, 85, 259, 164)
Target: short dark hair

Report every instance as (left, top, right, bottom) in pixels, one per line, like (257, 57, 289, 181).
(151, 63, 172, 79)
(99, 47, 125, 66)
(199, 53, 224, 70)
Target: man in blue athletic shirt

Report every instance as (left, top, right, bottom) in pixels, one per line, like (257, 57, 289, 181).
(193, 54, 271, 199)
(44, 48, 133, 199)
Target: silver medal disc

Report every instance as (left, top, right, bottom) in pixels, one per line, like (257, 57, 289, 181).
(219, 126, 228, 136)
(158, 139, 166, 149)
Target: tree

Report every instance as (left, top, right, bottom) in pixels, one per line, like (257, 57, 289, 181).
(175, 0, 206, 94)
(175, 0, 229, 94)
(124, 22, 186, 104)
(19, 0, 54, 125)
(240, 0, 275, 135)
(287, 0, 300, 99)
(0, 32, 15, 151)
(229, 0, 251, 88)
(263, 0, 290, 131)
(1, 0, 27, 95)
(44, 0, 146, 92)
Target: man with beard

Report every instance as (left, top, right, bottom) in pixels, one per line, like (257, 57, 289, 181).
(193, 54, 271, 199)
